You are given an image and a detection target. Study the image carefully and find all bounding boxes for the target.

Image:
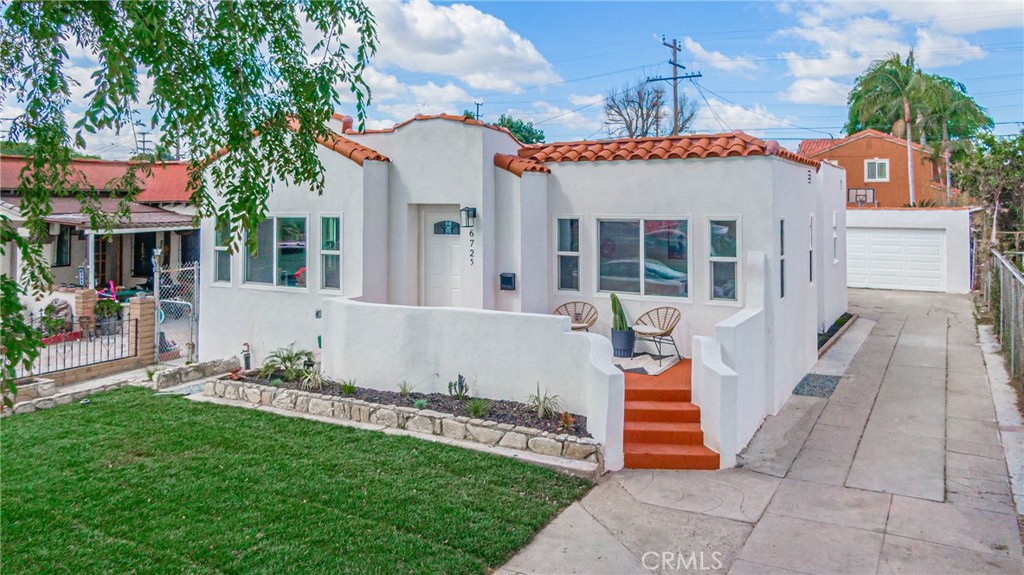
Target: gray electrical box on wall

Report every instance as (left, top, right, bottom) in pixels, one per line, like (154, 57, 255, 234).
(499, 273, 516, 291)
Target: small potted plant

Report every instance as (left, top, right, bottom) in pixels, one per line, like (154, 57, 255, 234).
(94, 299, 122, 336)
(609, 293, 635, 358)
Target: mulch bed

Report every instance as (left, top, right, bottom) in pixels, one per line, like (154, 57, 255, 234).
(818, 312, 854, 349)
(227, 371, 591, 438)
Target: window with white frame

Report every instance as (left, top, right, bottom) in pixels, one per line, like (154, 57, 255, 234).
(53, 225, 71, 267)
(244, 216, 308, 288)
(808, 214, 815, 283)
(321, 216, 341, 290)
(556, 218, 580, 291)
(832, 211, 839, 263)
(779, 219, 785, 299)
(865, 159, 889, 182)
(709, 219, 738, 301)
(597, 219, 689, 297)
(214, 216, 231, 283)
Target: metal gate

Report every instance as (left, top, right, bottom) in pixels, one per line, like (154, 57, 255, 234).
(153, 258, 199, 364)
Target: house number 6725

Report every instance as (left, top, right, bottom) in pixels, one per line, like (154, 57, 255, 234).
(468, 230, 476, 265)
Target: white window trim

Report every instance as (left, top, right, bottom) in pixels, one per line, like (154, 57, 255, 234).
(809, 213, 815, 285)
(864, 158, 889, 182)
(554, 216, 581, 293)
(241, 212, 310, 292)
(213, 217, 232, 285)
(779, 218, 785, 300)
(318, 213, 343, 293)
(594, 215, 693, 301)
(832, 210, 839, 264)
(707, 216, 741, 306)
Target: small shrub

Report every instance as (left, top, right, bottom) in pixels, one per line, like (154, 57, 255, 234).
(528, 382, 562, 419)
(467, 398, 491, 418)
(558, 411, 575, 432)
(448, 374, 470, 400)
(301, 369, 325, 391)
(412, 398, 428, 409)
(94, 298, 122, 319)
(261, 343, 314, 381)
(145, 366, 159, 381)
(270, 378, 284, 387)
(397, 380, 414, 395)
(340, 379, 357, 394)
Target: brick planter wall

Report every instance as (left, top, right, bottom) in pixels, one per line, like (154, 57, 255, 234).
(204, 380, 603, 466)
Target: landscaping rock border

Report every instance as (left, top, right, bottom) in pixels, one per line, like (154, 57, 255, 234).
(153, 357, 240, 389)
(2, 380, 130, 417)
(204, 379, 603, 465)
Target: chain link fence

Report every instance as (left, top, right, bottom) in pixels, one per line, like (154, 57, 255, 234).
(153, 259, 199, 364)
(983, 249, 1024, 383)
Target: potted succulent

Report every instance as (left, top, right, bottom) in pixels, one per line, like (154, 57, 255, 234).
(94, 298, 122, 336)
(609, 293, 635, 358)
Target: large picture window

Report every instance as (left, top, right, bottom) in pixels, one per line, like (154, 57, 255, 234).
(53, 225, 71, 267)
(709, 219, 738, 301)
(556, 218, 580, 291)
(214, 216, 231, 283)
(244, 217, 308, 287)
(598, 219, 688, 297)
(321, 216, 341, 290)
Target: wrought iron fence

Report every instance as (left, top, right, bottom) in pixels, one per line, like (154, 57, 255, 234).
(13, 310, 138, 378)
(983, 249, 1024, 382)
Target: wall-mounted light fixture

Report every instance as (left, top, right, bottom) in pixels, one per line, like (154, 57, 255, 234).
(460, 207, 477, 228)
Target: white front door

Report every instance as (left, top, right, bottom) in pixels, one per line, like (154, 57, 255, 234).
(847, 227, 946, 292)
(422, 210, 463, 306)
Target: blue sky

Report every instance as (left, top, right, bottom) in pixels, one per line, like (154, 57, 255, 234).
(4, 1, 1021, 156)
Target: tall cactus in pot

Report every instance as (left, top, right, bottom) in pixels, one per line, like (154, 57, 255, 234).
(609, 293, 635, 358)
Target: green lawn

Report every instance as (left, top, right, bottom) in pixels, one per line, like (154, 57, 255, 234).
(0, 388, 591, 574)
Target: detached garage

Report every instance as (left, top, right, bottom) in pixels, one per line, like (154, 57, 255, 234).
(846, 208, 971, 294)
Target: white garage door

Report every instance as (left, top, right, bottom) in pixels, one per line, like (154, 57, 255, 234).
(848, 228, 946, 292)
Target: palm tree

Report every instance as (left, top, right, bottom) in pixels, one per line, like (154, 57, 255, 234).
(919, 74, 993, 203)
(847, 52, 928, 205)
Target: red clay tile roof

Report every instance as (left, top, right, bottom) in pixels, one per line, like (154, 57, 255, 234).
(347, 113, 524, 144)
(493, 153, 550, 176)
(799, 129, 932, 157)
(0, 154, 192, 203)
(520, 131, 820, 169)
(286, 118, 389, 165)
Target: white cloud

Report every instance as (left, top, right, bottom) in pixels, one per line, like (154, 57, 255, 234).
(779, 77, 851, 105)
(794, 1, 1023, 35)
(568, 93, 604, 107)
(369, 1, 559, 93)
(506, 100, 603, 137)
(913, 29, 985, 68)
(682, 37, 757, 75)
(373, 81, 474, 119)
(692, 98, 788, 133)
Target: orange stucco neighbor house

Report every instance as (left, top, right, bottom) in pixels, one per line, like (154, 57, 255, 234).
(799, 129, 952, 207)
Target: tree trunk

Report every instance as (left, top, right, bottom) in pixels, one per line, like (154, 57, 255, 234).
(905, 98, 916, 205)
(943, 123, 952, 205)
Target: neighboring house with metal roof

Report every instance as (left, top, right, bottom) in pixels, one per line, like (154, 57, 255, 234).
(197, 112, 848, 470)
(0, 155, 198, 296)
(798, 129, 952, 207)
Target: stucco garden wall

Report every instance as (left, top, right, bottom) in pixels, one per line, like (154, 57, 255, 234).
(320, 298, 626, 470)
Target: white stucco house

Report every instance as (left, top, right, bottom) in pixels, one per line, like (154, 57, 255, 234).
(199, 113, 847, 470)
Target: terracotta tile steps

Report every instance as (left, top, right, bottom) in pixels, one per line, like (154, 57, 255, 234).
(623, 360, 720, 470)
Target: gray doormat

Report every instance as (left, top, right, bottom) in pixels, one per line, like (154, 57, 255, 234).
(794, 374, 840, 398)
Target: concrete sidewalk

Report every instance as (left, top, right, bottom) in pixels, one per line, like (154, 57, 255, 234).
(498, 290, 1023, 575)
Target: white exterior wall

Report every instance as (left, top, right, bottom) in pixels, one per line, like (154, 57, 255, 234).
(545, 156, 777, 356)
(198, 146, 388, 365)
(321, 298, 625, 470)
(816, 162, 849, 331)
(846, 208, 971, 294)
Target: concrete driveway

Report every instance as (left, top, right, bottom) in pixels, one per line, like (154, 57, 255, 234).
(498, 290, 1024, 575)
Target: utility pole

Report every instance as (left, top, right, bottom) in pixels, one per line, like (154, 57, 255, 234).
(473, 102, 483, 121)
(647, 36, 703, 136)
(138, 132, 152, 157)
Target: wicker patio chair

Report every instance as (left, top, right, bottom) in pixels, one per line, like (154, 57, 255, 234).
(553, 301, 598, 332)
(633, 307, 682, 365)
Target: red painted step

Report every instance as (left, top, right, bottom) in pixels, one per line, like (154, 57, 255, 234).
(624, 421, 703, 444)
(624, 443, 720, 470)
(624, 400, 701, 423)
(625, 384, 690, 402)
